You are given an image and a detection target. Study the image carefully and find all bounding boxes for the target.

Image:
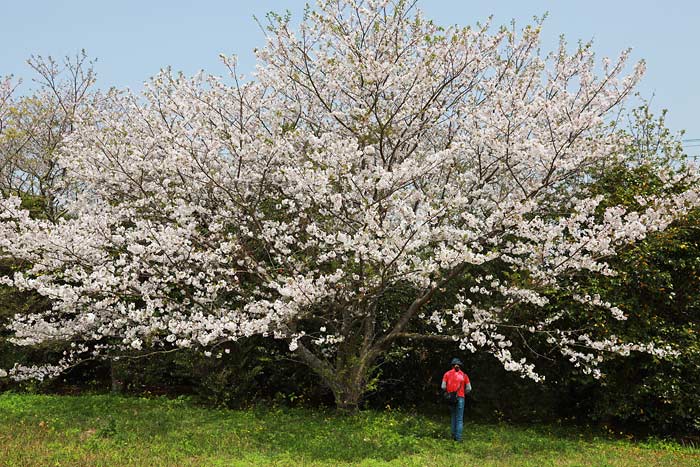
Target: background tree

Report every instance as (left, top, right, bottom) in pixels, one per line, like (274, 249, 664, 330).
(0, 0, 697, 411)
(0, 50, 97, 221)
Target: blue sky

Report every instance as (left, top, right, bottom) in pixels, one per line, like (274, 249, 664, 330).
(3, 1, 699, 154)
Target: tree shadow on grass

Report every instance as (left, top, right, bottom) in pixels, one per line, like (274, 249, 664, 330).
(0, 395, 620, 464)
(212, 407, 437, 463)
(1, 396, 428, 463)
(213, 408, 592, 463)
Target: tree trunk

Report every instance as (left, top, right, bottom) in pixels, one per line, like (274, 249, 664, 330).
(110, 358, 123, 394)
(330, 371, 366, 413)
(294, 341, 376, 412)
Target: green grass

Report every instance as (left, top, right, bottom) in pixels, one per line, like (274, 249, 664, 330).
(0, 394, 697, 466)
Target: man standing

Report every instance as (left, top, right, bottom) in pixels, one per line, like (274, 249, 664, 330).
(442, 357, 472, 442)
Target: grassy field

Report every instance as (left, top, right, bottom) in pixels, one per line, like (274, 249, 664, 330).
(0, 393, 697, 467)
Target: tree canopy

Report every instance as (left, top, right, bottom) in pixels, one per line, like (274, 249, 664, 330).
(0, 0, 697, 410)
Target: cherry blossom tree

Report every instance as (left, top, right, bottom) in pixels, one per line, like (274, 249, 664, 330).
(0, 0, 697, 409)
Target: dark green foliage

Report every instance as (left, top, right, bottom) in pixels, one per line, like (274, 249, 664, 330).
(80, 337, 332, 408)
(364, 340, 559, 423)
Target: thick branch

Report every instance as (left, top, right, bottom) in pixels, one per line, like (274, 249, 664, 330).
(373, 261, 469, 352)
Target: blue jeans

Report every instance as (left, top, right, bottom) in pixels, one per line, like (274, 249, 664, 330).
(449, 396, 465, 441)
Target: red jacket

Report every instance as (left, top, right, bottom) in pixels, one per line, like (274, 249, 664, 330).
(442, 368, 470, 397)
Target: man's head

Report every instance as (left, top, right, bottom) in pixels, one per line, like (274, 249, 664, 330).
(450, 357, 463, 369)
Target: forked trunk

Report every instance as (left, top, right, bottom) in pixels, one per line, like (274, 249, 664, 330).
(294, 341, 376, 412)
